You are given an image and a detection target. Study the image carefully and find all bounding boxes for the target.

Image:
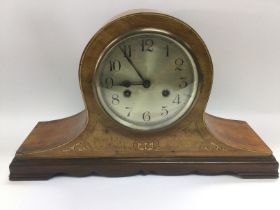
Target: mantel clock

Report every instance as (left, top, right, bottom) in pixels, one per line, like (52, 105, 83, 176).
(9, 11, 278, 180)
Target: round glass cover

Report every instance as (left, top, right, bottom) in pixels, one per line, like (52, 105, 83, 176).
(94, 30, 199, 132)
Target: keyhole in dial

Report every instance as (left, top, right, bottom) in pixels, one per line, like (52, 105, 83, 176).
(123, 89, 131, 97)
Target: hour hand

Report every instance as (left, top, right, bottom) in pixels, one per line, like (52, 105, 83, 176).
(113, 80, 144, 88)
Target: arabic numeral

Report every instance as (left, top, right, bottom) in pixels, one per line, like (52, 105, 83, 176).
(142, 111, 151, 121)
(141, 39, 153, 52)
(110, 60, 121, 72)
(172, 94, 180, 104)
(105, 77, 113, 88)
(175, 58, 184, 71)
(112, 94, 119, 105)
(179, 77, 188, 88)
(161, 106, 168, 117)
(120, 45, 131, 57)
(125, 107, 132, 117)
(166, 44, 169, 56)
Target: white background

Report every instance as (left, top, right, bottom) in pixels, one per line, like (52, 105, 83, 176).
(1, 0, 280, 210)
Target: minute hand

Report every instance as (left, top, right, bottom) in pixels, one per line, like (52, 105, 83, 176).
(119, 47, 145, 82)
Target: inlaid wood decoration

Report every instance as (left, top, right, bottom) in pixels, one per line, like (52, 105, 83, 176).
(9, 11, 278, 180)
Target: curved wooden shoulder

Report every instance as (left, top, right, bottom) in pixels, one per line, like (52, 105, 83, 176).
(204, 113, 272, 154)
(16, 111, 87, 155)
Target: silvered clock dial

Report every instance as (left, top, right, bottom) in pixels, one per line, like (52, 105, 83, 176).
(94, 30, 199, 131)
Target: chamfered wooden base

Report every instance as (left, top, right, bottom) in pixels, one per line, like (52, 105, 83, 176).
(9, 156, 278, 180)
(9, 111, 279, 180)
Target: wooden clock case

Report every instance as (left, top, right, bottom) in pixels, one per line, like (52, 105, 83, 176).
(9, 12, 278, 180)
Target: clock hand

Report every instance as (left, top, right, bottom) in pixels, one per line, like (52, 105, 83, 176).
(113, 80, 144, 88)
(119, 46, 146, 82)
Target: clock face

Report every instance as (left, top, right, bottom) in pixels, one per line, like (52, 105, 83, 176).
(94, 30, 199, 132)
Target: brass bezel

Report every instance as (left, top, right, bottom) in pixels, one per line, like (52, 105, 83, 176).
(92, 28, 200, 133)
